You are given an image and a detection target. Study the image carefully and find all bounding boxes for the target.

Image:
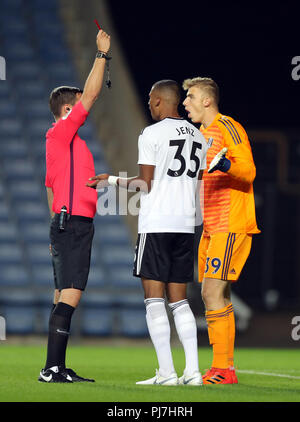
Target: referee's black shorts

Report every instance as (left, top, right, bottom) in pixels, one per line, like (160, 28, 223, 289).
(133, 232, 194, 284)
(50, 214, 94, 291)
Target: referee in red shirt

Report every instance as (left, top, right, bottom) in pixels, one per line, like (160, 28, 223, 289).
(38, 29, 111, 383)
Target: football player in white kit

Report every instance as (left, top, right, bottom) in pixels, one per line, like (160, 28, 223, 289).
(87, 80, 208, 386)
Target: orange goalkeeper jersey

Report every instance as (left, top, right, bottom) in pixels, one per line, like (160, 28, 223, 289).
(200, 112, 260, 235)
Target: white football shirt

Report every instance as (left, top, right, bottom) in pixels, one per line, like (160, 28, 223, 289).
(137, 117, 208, 233)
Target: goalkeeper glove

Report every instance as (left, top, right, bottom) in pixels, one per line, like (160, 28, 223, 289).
(208, 147, 231, 173)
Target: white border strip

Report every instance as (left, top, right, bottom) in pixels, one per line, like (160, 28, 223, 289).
(238, 370, 300, 380)
(137, 233, 146, 275)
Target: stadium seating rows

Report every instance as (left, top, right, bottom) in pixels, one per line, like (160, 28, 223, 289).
(0, 0, 146, 337)
(0, 290, 147, 336)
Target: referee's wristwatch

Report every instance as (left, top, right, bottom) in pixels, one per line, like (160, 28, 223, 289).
(96, 50, 111, 60)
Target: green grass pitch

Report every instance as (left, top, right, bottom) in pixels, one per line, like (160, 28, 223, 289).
(0, 344, 300, 402)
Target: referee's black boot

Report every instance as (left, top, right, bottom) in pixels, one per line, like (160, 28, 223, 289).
(62, 367, 95, 382)
(38, 366, 73, 383)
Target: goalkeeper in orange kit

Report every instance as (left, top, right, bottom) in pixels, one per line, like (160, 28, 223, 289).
(183, 77, 260, 385)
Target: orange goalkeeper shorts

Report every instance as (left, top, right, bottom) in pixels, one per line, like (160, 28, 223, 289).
(198, 232, 252, 283)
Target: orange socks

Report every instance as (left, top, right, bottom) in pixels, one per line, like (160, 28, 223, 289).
(205, 303, 235, 369)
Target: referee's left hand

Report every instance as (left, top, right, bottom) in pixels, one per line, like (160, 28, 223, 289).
(86, 173, 109, 189)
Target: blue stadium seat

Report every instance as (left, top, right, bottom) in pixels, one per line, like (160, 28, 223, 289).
(20, 222, 49, 243)
(26, 119, 51, 138)
(39, 45, 70, 62)
(0, 202, 9, 221)
(32, 264, 53, 286)
(0, 222, 18, 242)
(0, 290, 36, 334)
(33, 22, 63, 40)
(32, 0, 58, 10)
(2, 159, 36, 180)
(108, 265, 138, 288)
(118, 308, 148, 337)
(14, 201, 48, 222)
(3, 305, 35, 334)
(2, 307, 36, 334)
(32, 5, 59, 19)
(0, 0, 23, 9)
(0, 290, 36, 306)
(97, 224, 131, 246)
(19, 100, 50, 119)
(1, 32, 30, 44)
(116, 293, 148, 337)
(94, 212, 124, 225)
(10, 61, 42, 81)
(9, 180, 42, 201)
(0, 100, 17, 118)
(27, 243, 51, 265)
(0, 82, 11, 99)
(0, 118, 22, 137)
(90, 245, 102, 265)
(0, 22, 28, 38)
(81, 293, 115, 336)
(101, 246, 133, 266)
(0, 264, 30, 286)
(0, 16, 26, 29)
(93, 158, 109, 174)
(87, 266, 107, 287)
(34, 163, 47, 180)
(4, 42, 36, 61)
(117, 293, 145, 308)
(0, 139, 28, 158)
(86, 140, 104, 160)
(31, 141, 46, 160)
(0, 243, 23, 265)
(81, 308, 115, 336)
(0, 183, 4, 200)
(45, 62, 75, 81)
(15, 81, 48, 100)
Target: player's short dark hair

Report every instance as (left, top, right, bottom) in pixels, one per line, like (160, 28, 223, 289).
(152, 79, 181, 105)
(49, 86, 83, 118)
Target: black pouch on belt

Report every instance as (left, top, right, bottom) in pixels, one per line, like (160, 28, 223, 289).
(58, 206, 68, 231)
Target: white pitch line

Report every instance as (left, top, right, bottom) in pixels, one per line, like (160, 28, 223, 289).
(237, 370, 300, 380)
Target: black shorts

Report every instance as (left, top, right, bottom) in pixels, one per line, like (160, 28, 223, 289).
(50, 214, 94, 291)
(133, 232, 194, 284)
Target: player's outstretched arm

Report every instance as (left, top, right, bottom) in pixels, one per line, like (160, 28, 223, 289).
(225, 144, 256, 184)
(208, 145, 256, 184)
(86, 165, 155, 193)
(80, 30, 111, 112)
(218, 123, 256, 184)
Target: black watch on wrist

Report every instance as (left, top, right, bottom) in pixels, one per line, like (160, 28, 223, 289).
(96, 50, 111, 60)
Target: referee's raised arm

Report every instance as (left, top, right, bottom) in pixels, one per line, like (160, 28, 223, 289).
(80, 30, 111, 112)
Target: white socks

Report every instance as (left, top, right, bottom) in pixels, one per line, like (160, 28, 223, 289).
(169, 299, 199, 376)
(144, 298, 175, 377)
(144, 298, 199, 378)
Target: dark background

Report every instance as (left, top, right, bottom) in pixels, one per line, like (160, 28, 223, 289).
(109, 0, 300, 312)
(109, 0, 300, 128)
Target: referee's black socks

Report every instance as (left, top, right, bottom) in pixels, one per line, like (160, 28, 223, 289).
(45, 302, 75, 370)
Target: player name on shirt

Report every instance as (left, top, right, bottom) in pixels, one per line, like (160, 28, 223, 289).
(175, 126, 195, 137)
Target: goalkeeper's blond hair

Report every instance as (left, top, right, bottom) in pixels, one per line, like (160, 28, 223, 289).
(182, 77, 219, 105)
